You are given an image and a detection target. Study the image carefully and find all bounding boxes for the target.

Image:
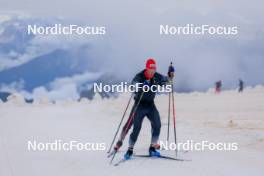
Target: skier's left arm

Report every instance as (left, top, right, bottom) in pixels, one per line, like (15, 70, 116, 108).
(155, 73, 170, 86)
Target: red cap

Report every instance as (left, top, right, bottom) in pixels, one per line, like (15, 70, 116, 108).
(146, 58, 156, 70)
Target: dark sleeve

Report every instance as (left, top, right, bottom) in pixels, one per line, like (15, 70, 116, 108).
(131, 73, 142, 85)
(155, 72, 169, 86)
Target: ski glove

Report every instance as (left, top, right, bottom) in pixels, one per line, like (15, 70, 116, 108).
(168, 65, 175, 79)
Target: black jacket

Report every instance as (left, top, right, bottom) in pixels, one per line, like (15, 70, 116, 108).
(132, 70, 168, 105)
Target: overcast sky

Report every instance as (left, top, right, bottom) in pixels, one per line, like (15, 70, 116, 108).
(1, 0, 264, 91)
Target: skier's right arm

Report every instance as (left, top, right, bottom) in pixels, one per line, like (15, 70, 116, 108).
(131, 73, 142, 85)
(130, 73, 145, 93)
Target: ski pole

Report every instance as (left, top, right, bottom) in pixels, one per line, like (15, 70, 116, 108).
(167, 88, 171, 142)
(107, 93, 133, 153)
(168, 62, 177, 157)
(167, 62, 174, 142)
(171, 83, 178, 157)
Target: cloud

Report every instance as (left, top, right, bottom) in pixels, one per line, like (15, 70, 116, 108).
(0, 71, 101, 100)
(29, 72, 101, 100)
(0, 15, 103, 71)
(0, 79, 25, 92)
(0, 1, 264, 91)
(31, 85, 79, 101)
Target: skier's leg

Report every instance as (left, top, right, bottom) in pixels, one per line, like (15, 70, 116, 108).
(147, 104, 161, 146)
(118, 103, 137, 139)
(146, 105, 161, 156)
(124, 106, 147, 159)
(128, 107, 146, 148)
(114, 104, 136, 150)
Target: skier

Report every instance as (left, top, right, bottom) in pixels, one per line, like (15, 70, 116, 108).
(114, 58, 174, 160)
(238, 79, 244, 93)
(215, 80, 222, 94)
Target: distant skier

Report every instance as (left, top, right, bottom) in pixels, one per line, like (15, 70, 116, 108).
(238, 79, 244, 93)
(113, 58, 174, 159)
(215, 80, 222, 93)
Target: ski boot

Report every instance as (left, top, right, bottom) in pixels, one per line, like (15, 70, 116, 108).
(124, 147, 133, 160)
(149, 145, 161, 157)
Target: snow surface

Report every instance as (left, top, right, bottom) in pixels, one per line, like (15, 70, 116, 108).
(0, 87, 264, 176)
